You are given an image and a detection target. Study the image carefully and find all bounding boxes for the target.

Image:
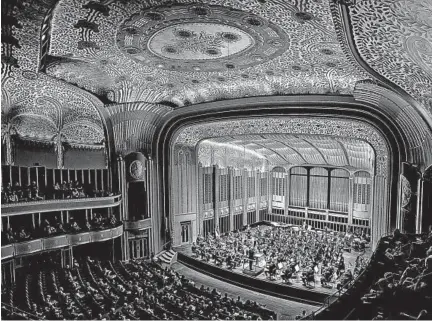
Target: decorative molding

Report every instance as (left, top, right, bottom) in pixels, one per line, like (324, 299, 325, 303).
(2, 195, 122, 216)
(105, 102, 173, 155)
(174, 117, 386, 175)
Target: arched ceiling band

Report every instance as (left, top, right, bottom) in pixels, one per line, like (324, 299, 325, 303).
(296, 136, 329, 165)
(260, 135, 308, 164)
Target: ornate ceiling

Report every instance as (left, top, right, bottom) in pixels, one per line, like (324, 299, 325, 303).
(45, 0, 367, 105)
(1, 0, 431, 150)
(198, 134, 375, 171)
(105, 102, 172, 155)
(174, 116, 388, 175)
(2, 73, 105, 146)
(348, 0, 432, 115)
(2, 0, 105, 147)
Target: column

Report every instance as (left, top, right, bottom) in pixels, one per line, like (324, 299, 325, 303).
(268, 170, 273, 216)
(255, 169, 260, 223)
(242, 169, 248, 227)
(228, 167, 234, 231)
(306, 167, 311, 208)
(285, 169, 290, 216)
(348, 173, 354, 226)
(416, 178, 424, 234)
(197, 163, 204, 236)
(214, 165, 220, 233)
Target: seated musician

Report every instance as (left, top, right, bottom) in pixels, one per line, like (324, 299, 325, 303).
(337, 269, 353, 290)
(226, 253, 234, 270)
(265, 261, 277, 279)
(302, 266, 315, 286)
(214, 250, 223, 266)
(321, 266, 334, 287)
(281, 267, 293, 284)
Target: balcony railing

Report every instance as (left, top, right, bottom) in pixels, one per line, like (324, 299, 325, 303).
(1, 224, 123, 259)
(1, 194, 122, 216)
(123, 218, 152, 230)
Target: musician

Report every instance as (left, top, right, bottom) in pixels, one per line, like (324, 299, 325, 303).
(302, 266, 315, 286)
(215, 250, 223, 266)
(321, 266, 334, 287)
(265, 261, 277, 279)
(248, 247, 255, 270)
(226, 253, 234, 270)
(281, 267, 293, 284)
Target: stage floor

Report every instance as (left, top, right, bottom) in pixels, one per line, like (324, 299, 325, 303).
(172, 262, 318, 320)
(175, 243, 371, 297)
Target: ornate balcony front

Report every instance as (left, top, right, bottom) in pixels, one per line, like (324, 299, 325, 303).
(1, 225, 124, 259)
(1, 195, 122, 216)
(123, 218, 152, 231)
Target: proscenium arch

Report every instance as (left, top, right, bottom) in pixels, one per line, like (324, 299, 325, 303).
(154, 95, 411, 251)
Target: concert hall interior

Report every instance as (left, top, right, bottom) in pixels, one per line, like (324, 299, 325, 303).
(1, 0, 432, 320)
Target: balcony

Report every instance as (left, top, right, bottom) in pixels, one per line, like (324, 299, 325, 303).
(1, 194, 122, 216)
(123, 218, 152, 230)
(1, 224, 123, 259)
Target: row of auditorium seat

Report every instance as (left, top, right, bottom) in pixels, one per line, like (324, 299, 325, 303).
(1, 257, 277, 320)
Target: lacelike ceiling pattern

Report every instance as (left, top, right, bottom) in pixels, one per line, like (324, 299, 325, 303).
(1, 0, 106, 146)
(46, 0, 366, 105)
(349, 0, 432, 115)
(105, 102, 173, 155)
(174, 117, 388, 175)
(199, 134, 375, 171)
(2, 74, 105, 146)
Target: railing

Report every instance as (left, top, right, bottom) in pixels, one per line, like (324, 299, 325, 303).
(1, 194, 122, 216)
(123, 218, 152, 230)
(1, 224, 123, 259)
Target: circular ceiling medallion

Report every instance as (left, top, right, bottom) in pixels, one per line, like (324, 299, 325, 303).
(117, 4, 289, 72)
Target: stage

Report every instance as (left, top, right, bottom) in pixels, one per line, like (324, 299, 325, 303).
(174, 243, 371, 305)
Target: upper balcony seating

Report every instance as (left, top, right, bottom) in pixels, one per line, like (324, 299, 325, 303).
(1, 180, 113, 205)
(1, 165, 113, 206)
(2, 212, 120, 247)
(1, 257, 277, 320)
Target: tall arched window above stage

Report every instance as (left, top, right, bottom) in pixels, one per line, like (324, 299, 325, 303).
(233, 173, 243, 200)
(289, 167, 308, 207)
(260, 174, 268, 196)
(309, 167, 328, 210)
(219, 173, 229, 202)
(330, 169, 350, 212)
(203, 172, 213, 204)
(353, 171, 372, 220)
(271, 167, 286, 208)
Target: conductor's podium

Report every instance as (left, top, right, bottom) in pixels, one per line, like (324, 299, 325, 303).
(242, 253, 266, 276)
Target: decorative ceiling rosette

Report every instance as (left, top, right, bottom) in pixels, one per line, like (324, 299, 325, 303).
(46, 0, 366, 105)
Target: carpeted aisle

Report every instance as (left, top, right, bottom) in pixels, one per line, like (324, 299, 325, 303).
(172, 262, 319, 320)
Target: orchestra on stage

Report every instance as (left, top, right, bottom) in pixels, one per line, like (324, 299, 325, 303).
(192, 223, 369, 289)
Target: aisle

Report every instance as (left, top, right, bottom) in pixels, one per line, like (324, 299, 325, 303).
(172, 262, 319, 320)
